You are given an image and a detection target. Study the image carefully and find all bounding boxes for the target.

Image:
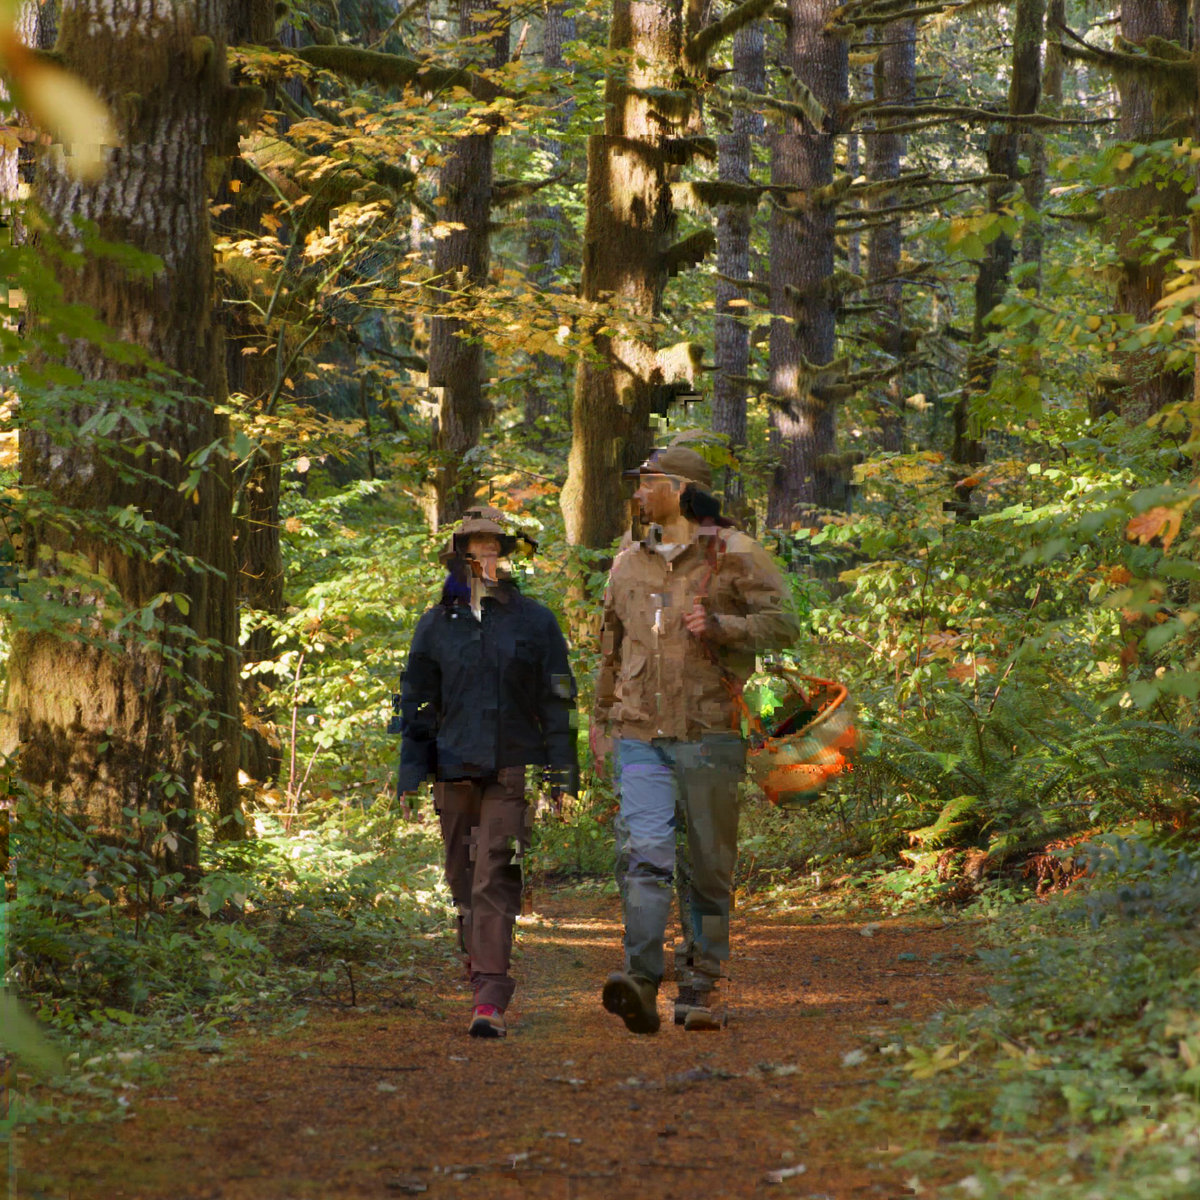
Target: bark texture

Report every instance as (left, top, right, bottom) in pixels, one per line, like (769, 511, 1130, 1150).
(429, 1, 509, 528)
(562, 0, 699, 547)
(766, 0, 849, 527)
(952, 0, 1043, 467)
(9, 0, 264, 864)
(864, 18, 914, 454)
(1103, 0, 1190, 422)
(713, 17, 765, 502)
(221, 5, 288, 786)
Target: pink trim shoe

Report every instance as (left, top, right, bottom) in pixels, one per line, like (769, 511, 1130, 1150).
(468, 1004, 506, 1038)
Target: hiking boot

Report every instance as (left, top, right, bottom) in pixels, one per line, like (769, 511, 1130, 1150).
(673, 985, 698, 1026)
(468, 1004, 506, 1038)
(683, 991, 722, 1032)
(602, 971, 660, 1035)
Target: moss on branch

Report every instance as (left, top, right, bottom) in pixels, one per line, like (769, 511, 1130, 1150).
(491, 174, 564, 208)
(847, 99, 1111, 128)
(296, 45, 499, 102)
(846, 169, 931, 199)
(768, 173, 853, 216)
(833, 2, 953, 28)
(662, 136, 719, 164)
(662, 230, 718, 274)
(715, 272, 771, 298)
(672, 180, 766, 212)
(686, 0, 775, 66)
(730, 77, 826, 133)
(1055, 21, 1193, 89)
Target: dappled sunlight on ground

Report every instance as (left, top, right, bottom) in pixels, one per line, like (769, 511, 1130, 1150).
(18, 888, 985, 1199)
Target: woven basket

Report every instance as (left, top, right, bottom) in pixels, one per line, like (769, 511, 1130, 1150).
(746, 672, 858, 806)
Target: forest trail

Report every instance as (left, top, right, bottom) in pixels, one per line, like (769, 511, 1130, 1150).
(18, 891, 984, 1200)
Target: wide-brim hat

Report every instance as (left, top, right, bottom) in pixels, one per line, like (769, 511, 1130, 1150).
(623, 445, 712, 489)
(438, 505, 536, 564)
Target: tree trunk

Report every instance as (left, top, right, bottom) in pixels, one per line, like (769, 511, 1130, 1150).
(562, 1, 689, 547)
(766, 0, 849, 527)
(562, 0, 770, 545)
(429, 2, 509, 528)
(522, 2, 576, 440)
(1044, 0, 1064, 106)
(952, 0, 1043, 468)
(865, 17, 915, 454)
(9, 0, 260, 866)
(1104, 0, 1190, 422)
(713, 16, 765, 505)
(223, 5, 288, 787)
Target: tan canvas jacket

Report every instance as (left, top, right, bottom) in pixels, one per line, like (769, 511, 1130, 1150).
(593, 525, 799, 743)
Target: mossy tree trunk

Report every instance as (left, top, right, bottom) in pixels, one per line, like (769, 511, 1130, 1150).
(223, 3, 287, 787)
(563, 0, 770, 546)
(865, 17, 914, 454)
(952, 0, 1043, 469)
(562, 2, 686, 548)
(10, 0, 262, 866)
(766, 0, 849, 527)
(1104, 0, 1190, 422)
(430, 1, 510, 528)
(713, 16, 765, 506)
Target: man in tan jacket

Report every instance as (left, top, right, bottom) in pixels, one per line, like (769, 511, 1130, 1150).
(593, 446, 799, 1034)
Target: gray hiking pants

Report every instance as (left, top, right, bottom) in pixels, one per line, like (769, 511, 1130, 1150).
(613, 734, 745, 991)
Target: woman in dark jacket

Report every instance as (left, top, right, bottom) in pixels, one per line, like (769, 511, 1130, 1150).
(397, 507, 577, 1038)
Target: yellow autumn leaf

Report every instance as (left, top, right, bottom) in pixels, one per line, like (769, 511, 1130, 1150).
(1155, 283, 1200, 310)
(946, 218, 971, 248)
(1116, 150, 1135, 170)
(1084, 315, 1102, 331)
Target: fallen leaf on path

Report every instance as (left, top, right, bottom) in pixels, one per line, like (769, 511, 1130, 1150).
(765, 1163, 807, 1183)
(757, 1062, 800, 1077)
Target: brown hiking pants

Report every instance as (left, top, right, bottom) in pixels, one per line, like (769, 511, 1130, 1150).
(434, 767, 530, 1011)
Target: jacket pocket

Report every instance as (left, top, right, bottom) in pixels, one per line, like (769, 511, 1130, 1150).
(615, 650, 651, 722)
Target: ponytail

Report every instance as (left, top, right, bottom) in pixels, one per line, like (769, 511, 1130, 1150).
(681, 482, 735, 528)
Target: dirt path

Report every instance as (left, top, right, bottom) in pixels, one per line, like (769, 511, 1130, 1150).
(16, 890, 984, 1199)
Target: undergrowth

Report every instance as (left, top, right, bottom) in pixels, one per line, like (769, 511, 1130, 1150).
(6, 797, 451, 1125)
(843, 834, 1200, 1198)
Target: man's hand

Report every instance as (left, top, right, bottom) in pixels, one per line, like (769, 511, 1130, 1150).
(683, 599, 719, 639)
(589, 723, 611, 773)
